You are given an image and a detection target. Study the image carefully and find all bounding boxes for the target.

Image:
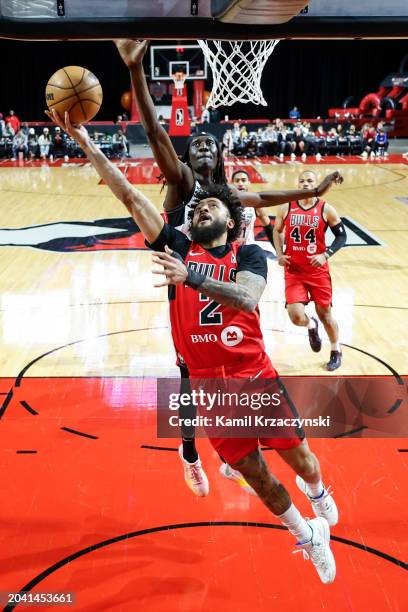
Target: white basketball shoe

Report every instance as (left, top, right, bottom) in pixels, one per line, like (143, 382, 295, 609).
(294, 517, 336, 584)
(178, 445, 209, 497)
(219, 463, 257, 496)
(296, 476, 338, 526)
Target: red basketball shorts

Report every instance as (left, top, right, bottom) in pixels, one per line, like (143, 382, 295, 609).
(285, 267, 332, 307)
(188, 351, 304, 465)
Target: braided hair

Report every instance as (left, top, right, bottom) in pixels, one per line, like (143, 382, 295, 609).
(180, 132, 227, 185)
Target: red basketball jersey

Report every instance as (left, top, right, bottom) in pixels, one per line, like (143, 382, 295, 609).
(283, 199, 328, 273)
(170, 242, 265, 370)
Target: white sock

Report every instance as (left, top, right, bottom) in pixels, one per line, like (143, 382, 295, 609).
(278, 503, 312, 543)
(307, 317, 316, 330)
(331, 341, 340, 351)
(305, 479, 324, 498)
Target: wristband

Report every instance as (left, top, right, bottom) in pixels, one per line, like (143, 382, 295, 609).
(185, 268, 206, 290)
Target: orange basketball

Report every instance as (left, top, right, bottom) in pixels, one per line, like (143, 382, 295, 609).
(45, 66, 103, 124)
(121, 90, 132, 112)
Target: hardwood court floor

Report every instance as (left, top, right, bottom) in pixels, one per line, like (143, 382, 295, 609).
(0, 155, 407, 611)
(0, 155, 407, 378)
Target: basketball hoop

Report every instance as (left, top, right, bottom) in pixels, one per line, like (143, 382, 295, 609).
(172, 71, 186, 96)
(197, 40, 279, 108)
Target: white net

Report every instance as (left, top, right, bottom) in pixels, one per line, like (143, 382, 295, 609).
(197, 39, 279, 108)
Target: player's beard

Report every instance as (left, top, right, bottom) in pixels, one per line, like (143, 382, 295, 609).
(190, 218, 228, 244)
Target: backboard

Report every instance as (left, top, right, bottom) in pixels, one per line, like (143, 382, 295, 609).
(0, 0, 407, 39)
(150, 45, 207, 81)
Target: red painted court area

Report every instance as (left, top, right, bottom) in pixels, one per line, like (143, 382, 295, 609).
(1, 377, 407, 611)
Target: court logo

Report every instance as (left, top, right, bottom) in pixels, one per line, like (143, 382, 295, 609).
(0, 215, 382, 253)
(176, 109, 184, 126)
(221, 326, 243, 347)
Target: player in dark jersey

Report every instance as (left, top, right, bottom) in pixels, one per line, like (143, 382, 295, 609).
(231, 169, 274, 246)
(47, 110, 338, 583)
(115, 39, 343, 471)
(273, 170, 346, 371)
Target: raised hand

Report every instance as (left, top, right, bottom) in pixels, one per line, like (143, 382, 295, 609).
(152, 245, 188, 287)
(45, 109, 90, 149)
(316, 171, 344, 197)
(114, 39, 150, 68)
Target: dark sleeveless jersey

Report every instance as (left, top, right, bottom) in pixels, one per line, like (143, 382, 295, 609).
(164, 181, 256, 243)
(284, 199, 329, 274)
(165, 180, 202, 234)
(148, 224, 268, 370)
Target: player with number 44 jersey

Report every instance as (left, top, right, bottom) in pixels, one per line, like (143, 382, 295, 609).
(273, 170, 347, 371)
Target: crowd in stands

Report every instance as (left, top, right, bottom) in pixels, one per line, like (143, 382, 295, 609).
(0, 109, 130, 160)
(0, 106, 398, 162)
(221, 119, 390, 160)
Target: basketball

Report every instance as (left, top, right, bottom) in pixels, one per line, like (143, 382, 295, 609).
(45, 66, 103, 124)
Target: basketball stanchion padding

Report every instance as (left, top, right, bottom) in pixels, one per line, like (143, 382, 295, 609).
(197, 40, 279, 108)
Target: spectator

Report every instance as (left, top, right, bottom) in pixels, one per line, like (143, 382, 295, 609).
(245, 135, 259, 158)
(209, 106, 220, 123)
(0, 113, 5, 137)
(375, 129, 389, 157)
(52, 126, 67, 158)
(112, 128, 129, 158)
(261, 123, 277, 156)
(3, 121, 15, 138)
(336, 125, 349, 155)
(289, 106, 300, 119)
(278, 125, 294, 160)
(38, 127, 52, 159)
(362, 123, 377, 158)
(232, 121, 241, 141)
(292, 124, 306, 159)
(6, 110, 20, 134)
(157, 115, 166, 125)
(347, 124, 363, 155)
(28, 128, 39, 159)
(200, 105, 210, 124)
(222, 129, 234, 156)
(11, 128, 28, 160)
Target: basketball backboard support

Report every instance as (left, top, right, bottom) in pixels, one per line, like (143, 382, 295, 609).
(150, 45, 207, 81)
(0, 0, 407, 39)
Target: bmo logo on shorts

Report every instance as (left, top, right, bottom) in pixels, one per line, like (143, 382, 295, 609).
(307, 244, 317, 254)
(191, 333, 217, 343)
(221, 325, 243, 347)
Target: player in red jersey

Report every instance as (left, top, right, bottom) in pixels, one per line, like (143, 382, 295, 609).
(273, 170, 346, 371)
(48, 110, 338, 583)
(115, 39, 342, 479)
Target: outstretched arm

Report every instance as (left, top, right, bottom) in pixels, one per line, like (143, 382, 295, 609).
(233, 171, 344, 208)
(272, 206, 291, 267)
(46, 110, 164, 244)
(115, 40, 190, 188)
(152, 246, 266, 313)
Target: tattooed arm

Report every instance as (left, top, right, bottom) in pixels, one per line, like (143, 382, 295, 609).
(152, 246, 266, 313)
